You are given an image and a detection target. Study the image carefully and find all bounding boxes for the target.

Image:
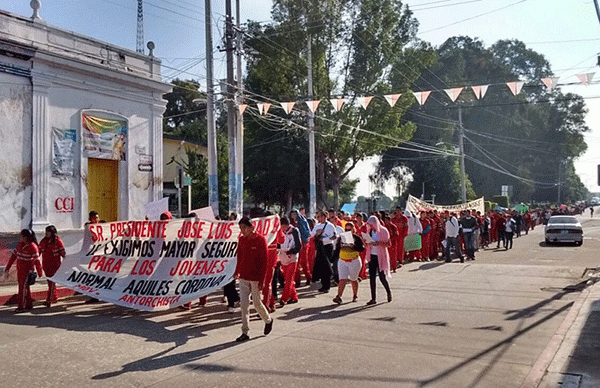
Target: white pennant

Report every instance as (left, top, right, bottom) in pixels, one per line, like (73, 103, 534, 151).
(257, 103, 271, 115)
(356, 96, 374, 109)
(384, 93, 402, 107)
(470, 85, 489, 99)
(412, 91, 431, 106)
(541, 77, 559, 91)
(444, 88, 463, 102)
(330, 98, 346, 112)
(280, 102, 295, 115)
(576, 73, 595, 86)
(506, 81, 524, 96)
(238, 104, 248, 116)
(306, 100, 321, 113)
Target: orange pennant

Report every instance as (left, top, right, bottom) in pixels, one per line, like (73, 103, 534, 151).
(257, 103, 271, 115)
(384, 94, 402, 107)
(506, 81, 524, 96)
(238, 104, 247, 116)
(470, 85, 489, 99)
(541, 77, 559, 91)
(280, 102, 295, 115)
(306, 100, 321, 113)
(576, 73, 594, 86)
(356, 96, 373, 109)
(412, 91, 431, 106)
(330, 98, 346, 112)
(444, 88, 463, 102)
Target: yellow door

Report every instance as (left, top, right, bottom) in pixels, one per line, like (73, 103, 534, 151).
(88, 158, 119, 222)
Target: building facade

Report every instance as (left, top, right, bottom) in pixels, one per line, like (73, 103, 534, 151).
(0, 9, 171, 235)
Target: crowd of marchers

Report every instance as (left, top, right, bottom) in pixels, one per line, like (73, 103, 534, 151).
(4, 203, 593, 343)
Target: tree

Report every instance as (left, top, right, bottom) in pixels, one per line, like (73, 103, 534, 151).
(243, 0, 435, 211)
(163, 79, 205, 131)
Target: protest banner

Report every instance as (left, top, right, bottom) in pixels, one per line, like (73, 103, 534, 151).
(51, 215, 280, 311)
(406, 194, 485, 214)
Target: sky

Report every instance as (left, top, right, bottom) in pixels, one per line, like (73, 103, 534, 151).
(4, 0, 600, 201)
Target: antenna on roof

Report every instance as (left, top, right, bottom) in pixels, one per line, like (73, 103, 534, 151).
(136, 0, 144, 53)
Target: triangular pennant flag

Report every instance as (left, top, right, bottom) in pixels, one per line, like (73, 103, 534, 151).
(306, 100, 321, 113)
(238, 104, 247, 116)
(257, 103, 271, 115)
(444, 87, 463, 102)
(280, 102, 295, 115)
(541, 77, 559, 91)
(576, 73, 595, 86)
(412, 91, 431, 106)
(356, 96, 374, 109)
(384, 93, 402, 107)
(506, 81, 524, 96)
(330, 98, 346, 112)
(470, 85, 489, 100)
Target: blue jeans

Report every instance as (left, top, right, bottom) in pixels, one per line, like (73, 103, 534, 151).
(445, 237, 462, 260)
(463, 232, 476, 258)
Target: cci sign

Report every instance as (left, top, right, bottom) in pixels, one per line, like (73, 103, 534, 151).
(55, 197, 75, 213)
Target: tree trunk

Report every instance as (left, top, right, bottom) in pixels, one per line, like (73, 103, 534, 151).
(286, 189, 293, 215)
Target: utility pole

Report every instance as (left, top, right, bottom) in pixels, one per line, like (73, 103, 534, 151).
(307, 33, 317, 216)
(205, 0, 219, 216)
(458, 104, 467, 203)
(235, 0, 244, 216)
(225, 0, 238, 216)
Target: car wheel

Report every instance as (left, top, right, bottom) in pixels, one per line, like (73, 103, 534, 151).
(575, 240, 583, 246)
(545, 238, 550, 245)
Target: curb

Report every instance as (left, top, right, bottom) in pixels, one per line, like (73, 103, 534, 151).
(0, 286, 77, 306)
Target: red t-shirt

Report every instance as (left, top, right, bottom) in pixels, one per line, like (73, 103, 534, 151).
(235, 233, 268, 283)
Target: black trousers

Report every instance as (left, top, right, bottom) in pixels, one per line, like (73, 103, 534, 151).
(313, 243, 333, 290)
(368, 255, 391, 301)
(223, 280, 239, 308)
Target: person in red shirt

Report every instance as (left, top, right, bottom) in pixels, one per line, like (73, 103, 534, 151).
(38, 225, 66, 307)
(391, 207, 408, 266)
(234, 217, 273, 342)
(383, 215, 399, 272)
(355, 213, 369, 279)
(419, 212, 432, 261)
(4, 229, 43, 313)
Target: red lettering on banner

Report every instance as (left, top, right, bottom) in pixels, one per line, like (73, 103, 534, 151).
(109, 221, 167, 239)
(90, 225, 104, 242)
(176, 220, 206, 239)
(88, 256, 122, 273)
(55, 197, 74, 213)
(130, 259, 156, 275)
(169, 260, 221, 276)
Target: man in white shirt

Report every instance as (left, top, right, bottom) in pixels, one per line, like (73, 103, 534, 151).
(310, 211, 337, 293)
(444, 212, 464, 263)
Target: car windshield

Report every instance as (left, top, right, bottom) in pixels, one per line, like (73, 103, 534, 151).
(548, 217, 578, 224)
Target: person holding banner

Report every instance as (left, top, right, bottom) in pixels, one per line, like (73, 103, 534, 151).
(235, 217, 273, 342)
(39, 225, 66, 307)
(4, 229, 43, 312)
(364, 216, 392, 305)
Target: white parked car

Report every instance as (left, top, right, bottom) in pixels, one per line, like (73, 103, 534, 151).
(544, 215, 583, 246)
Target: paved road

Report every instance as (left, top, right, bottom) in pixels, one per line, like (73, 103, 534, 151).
(0, 216, 598, 387)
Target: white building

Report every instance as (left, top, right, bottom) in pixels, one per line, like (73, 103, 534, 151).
(0, 7, 171, 235)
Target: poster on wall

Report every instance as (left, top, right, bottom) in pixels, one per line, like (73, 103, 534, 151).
(52, 128, 77, 177)
(50, 215, 281, 311)
(82, 112, 128, 161)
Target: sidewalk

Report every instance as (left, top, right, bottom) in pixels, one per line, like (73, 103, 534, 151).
(0, 277, 76, 306)
(527, 272, 600, 388)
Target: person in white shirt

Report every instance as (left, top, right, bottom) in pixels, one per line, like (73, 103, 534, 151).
(310, 211, 337, 293)
(444, 213, 463, 263)
(278, 217, 302, 306)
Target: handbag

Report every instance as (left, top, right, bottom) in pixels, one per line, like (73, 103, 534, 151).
(26, 271, 37, 286)
(404, 234, 422, 252)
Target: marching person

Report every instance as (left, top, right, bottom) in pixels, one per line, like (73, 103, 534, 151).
(364, 216, 392, 305)
(38, 225, 66, 307)
(278, 217, 302, 307)
(4, 229, 43, 313)
(234, 217, 273, 342)
(444, 212, 463, 263)
(460, 210, 478, 260)
(310, 211, 337, 293)
(404, 210, 422, 262)
(333, 222, 364, 304)
(290, 209, 312, 287)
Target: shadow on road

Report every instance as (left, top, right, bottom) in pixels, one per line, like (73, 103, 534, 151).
(409, 262, 446, 272)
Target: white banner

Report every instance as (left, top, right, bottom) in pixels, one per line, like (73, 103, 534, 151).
(51, 216, 280, 311)
(406, 194, 485, 214)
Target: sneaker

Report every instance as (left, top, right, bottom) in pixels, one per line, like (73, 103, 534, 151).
(332, 295, 342, 304)
(278, 300, 285, 308)
(43, 301, 51, 308)
(318, 288, 330, 293)
(264, 319, 273, 335)
(14, 308, 26, 313)
(387, 294, 392, 303)
(444, 259, 452, 263)
(288, 299, 298, 304)
(236, 333, 250, 342)
(366, 299, 376, 306)
(227, 307, 236, 313)
(352, 295, 358, 302)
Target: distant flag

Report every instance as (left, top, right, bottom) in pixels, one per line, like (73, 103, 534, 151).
(506, 81, 524, 96)
(356, 96, 374, 109)
(470, 85, 489, 99)
(280, 102, 295, 115)
(306, 100, 321, 113)
(384, 93, 402, 107)
(541, 77, 559, 91)
(330, 98, 346, 112)
(257, 103, 271, 115)
(444, 87, 463, 102)
(238, 104, 247, 116)
(576, 73, 595, 86)
(412, 91, 431, 106)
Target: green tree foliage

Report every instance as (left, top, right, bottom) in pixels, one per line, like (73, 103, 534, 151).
(243, 0, 434, 211)
(378, 36, 589, 205)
